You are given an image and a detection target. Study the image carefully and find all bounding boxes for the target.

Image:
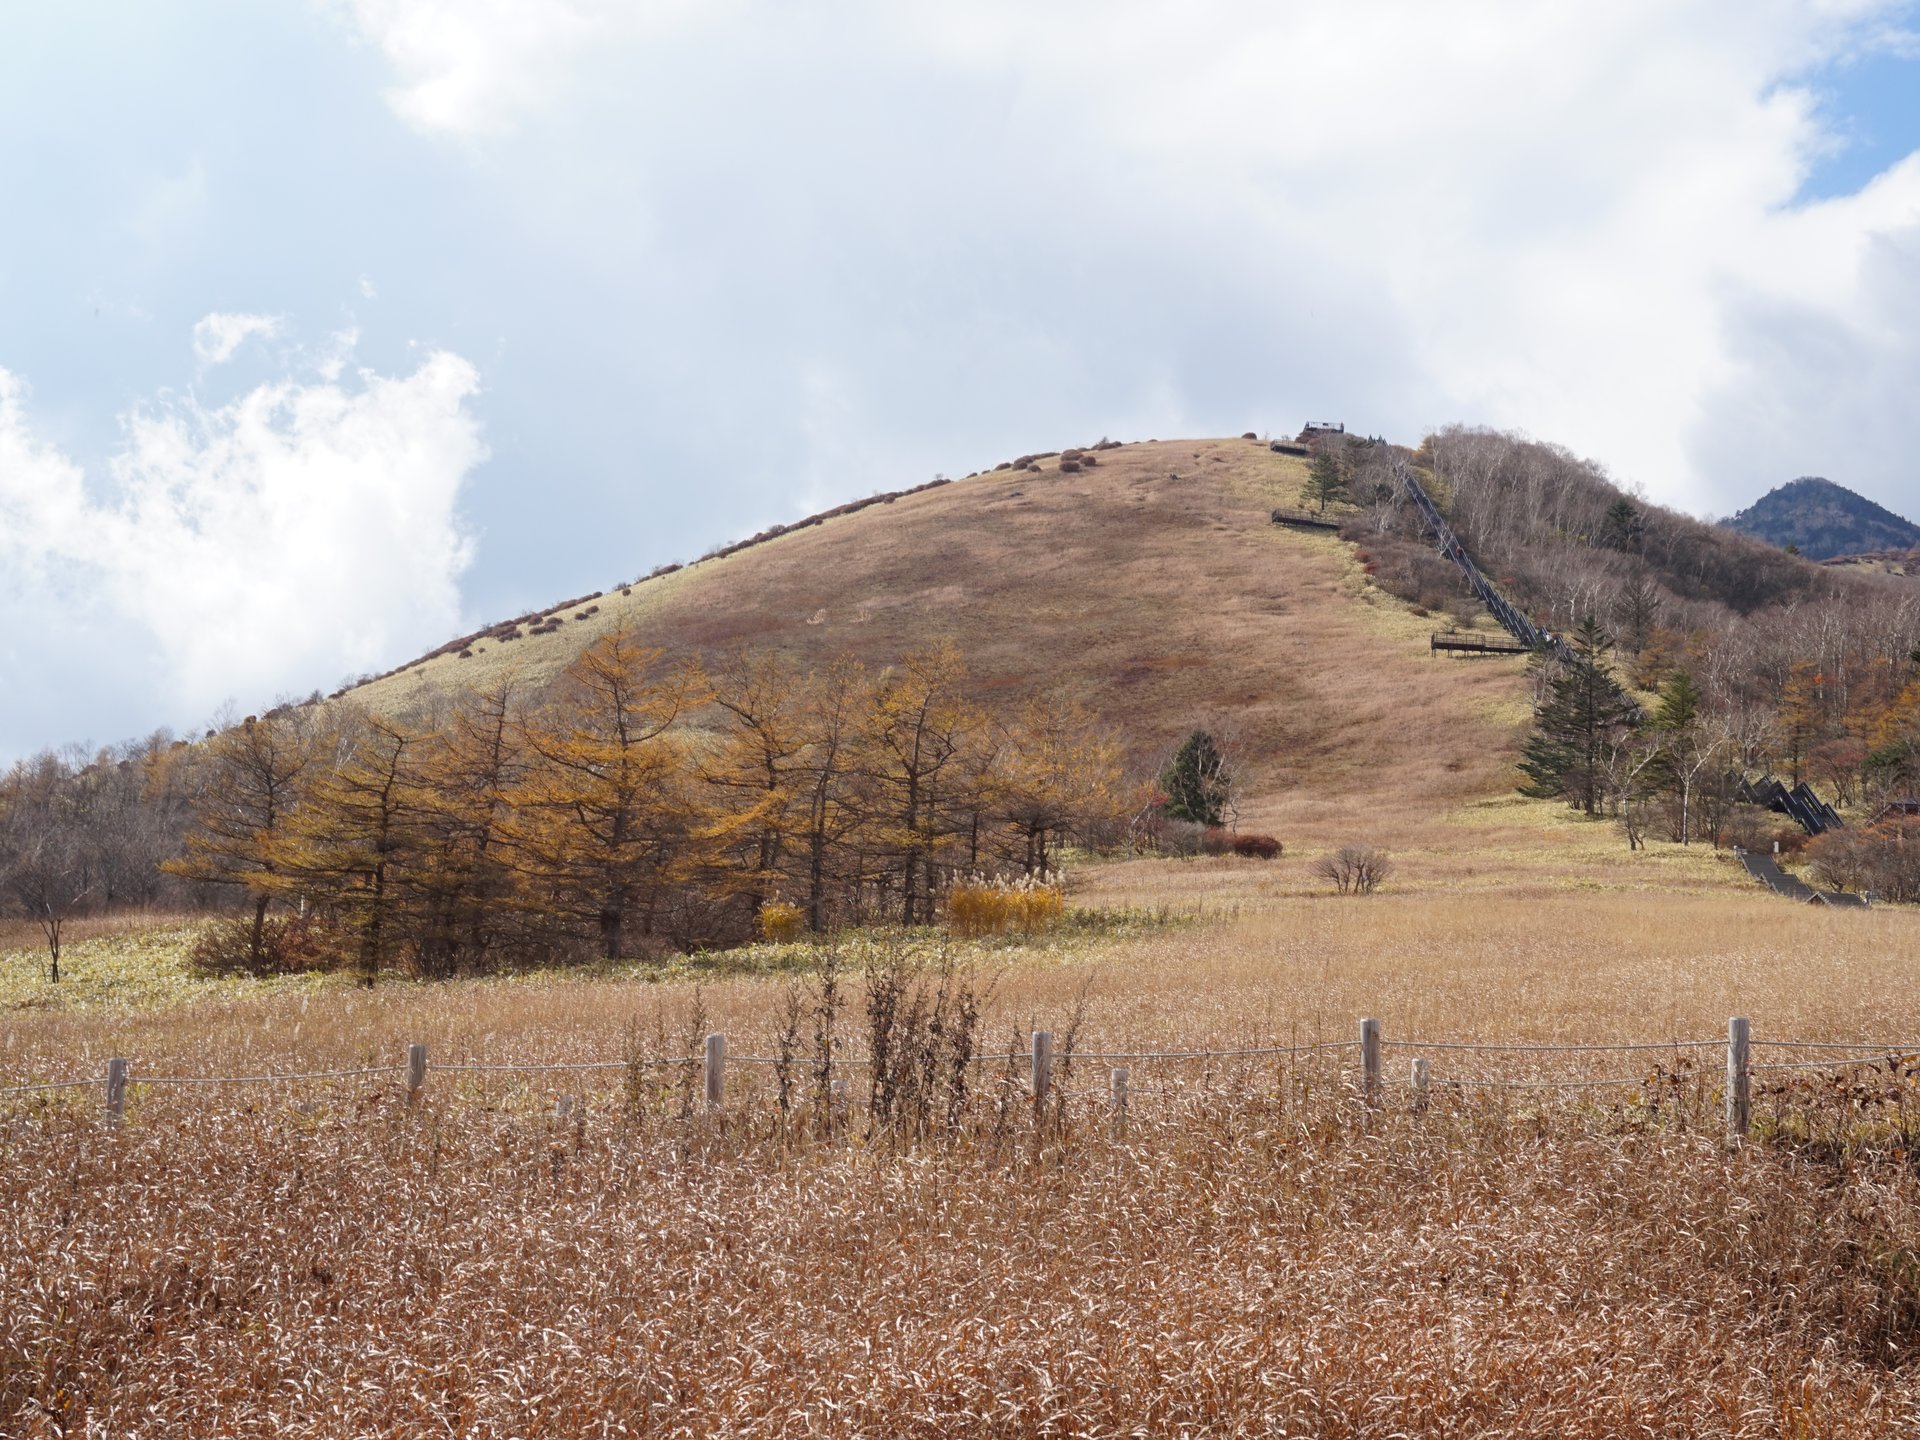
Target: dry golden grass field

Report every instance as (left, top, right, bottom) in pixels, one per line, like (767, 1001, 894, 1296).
(9, 441, 1920, 1435)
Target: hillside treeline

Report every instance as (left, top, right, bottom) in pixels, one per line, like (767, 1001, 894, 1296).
(1347, 427, 1920, 815)
(0, 636, 1125, 980)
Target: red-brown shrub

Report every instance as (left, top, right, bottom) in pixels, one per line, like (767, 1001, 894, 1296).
(1231, 834, 1283, 859)
(188, 912, 343, 977)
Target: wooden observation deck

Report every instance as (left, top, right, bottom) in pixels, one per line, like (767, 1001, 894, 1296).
(1269, 507, 1344, 531)
(1430, 630, 1533, 656)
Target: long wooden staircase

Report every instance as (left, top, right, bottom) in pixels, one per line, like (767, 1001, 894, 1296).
(1395, 462, 1569, 661)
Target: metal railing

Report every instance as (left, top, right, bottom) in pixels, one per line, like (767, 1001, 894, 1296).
(1395, 462, 1565, 659)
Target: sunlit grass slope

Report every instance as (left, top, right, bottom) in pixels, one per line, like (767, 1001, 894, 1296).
(352, 437, 1536, 862)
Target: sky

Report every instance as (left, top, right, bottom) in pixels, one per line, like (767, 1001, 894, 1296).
(3, 1, 1920, 759)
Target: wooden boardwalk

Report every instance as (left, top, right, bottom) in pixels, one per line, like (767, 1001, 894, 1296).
(1737, 850, 1868, 906)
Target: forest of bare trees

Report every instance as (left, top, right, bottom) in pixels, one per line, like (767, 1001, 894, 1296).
(1346, 426, 1920, 836)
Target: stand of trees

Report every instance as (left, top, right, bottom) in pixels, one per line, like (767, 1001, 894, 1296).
(0, 738, 197, 980)
(1342, 426, 1920, 829)
(0, 636, 1127, 981)
(1518, 619, 1755, 851)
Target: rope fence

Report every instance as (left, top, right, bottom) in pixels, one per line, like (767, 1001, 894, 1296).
(5, 1016, 1913, 1137)
(136, 1065, 402, 1087)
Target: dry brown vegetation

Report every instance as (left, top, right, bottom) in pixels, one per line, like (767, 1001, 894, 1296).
(348, 439, 1531, 840)
(12, 882, 1920, 1434)
(11, 1079, 1920, 1436)
(14, 439, 1920, 1433)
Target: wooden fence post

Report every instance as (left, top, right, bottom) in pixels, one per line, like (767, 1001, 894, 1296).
(1110, 1066, 1130, 1135)
(704, 1033, 726, 1112)
(1360, 1017, 1382, 1106)
(1726, 1016, 1751, 1140)
(105, 1057, 128, 1127)
(1032, 1030, 1055, 1108)
(405, 1043, 427, 1103)
(1410, 1056, 1429, 1113)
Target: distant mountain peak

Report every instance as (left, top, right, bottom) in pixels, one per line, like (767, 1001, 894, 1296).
(1724, 476, 1920, 561)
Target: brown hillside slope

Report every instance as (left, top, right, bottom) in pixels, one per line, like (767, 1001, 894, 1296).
(352, 438, 1681, 889)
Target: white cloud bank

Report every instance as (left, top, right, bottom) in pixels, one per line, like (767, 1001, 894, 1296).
(192, 310, 283, 365)
(330, 0, 1920, 518)
(0, 331, 485, 754)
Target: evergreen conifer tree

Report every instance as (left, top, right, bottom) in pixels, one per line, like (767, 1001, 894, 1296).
(1600, 498, 1644, 551)
(1160, 731, 1231, 826)
(1304, 450, 1348, 513)
(1519, 618, 1639, 815)
(1650, 670, 1702, 734)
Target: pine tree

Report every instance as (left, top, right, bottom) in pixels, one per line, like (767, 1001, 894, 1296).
(793, 659, 874, 933)
(1304, 450, 1348, 513)
(1647, 670, 1722, 844)
(508, 632, 697, 960)
(1650, 670, 1702, 733)
(697, 651, 817, 923)
(409, 685, 528, 974)
(1600, 498, 1644, 551)
(864, 644, 982, 925)
(1519, 618, 1639, 816)
(1160, 731, 1231, 826)
(267, 714, 435, 986)
(1779, 661, 1825, 788)
(164, 712, 321, 970)
(999, 694, 1124, 875)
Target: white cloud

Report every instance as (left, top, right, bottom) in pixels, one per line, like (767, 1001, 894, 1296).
(331, 0, 600, 136)
(878, 0, 1920, 515)
(0, 332, 486, 753)
(329, 0, 714, 135)
(192, 311, 284, 365)
(325, 0, 1920, 517)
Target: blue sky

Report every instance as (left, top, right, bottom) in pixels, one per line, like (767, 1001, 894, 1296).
(1801, 48, 1920, 199)
(3, 1, 1920, 758)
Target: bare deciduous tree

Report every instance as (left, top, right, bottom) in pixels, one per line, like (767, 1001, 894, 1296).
(0, 753, 99, 982)
(1314, 845, 1392, 896)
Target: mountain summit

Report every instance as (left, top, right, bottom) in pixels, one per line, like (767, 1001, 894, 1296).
(1724, 476, 1920, 560)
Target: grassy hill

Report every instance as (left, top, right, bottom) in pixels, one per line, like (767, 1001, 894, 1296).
(349, 437, 1537, 858)
(25, 447, 1920, 1434)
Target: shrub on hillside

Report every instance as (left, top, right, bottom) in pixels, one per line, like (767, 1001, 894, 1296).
(189, 912, 342, 977)
(1715, 804, 1774, 853)
(1197, 828, 1281, 858)
(1808, 821, 1920, 900)
(1060, 459, 1082, 473)
(758, 901, 807, 943)
(1314, 845, 1391, 895)
(944, 875, 1066, 937)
